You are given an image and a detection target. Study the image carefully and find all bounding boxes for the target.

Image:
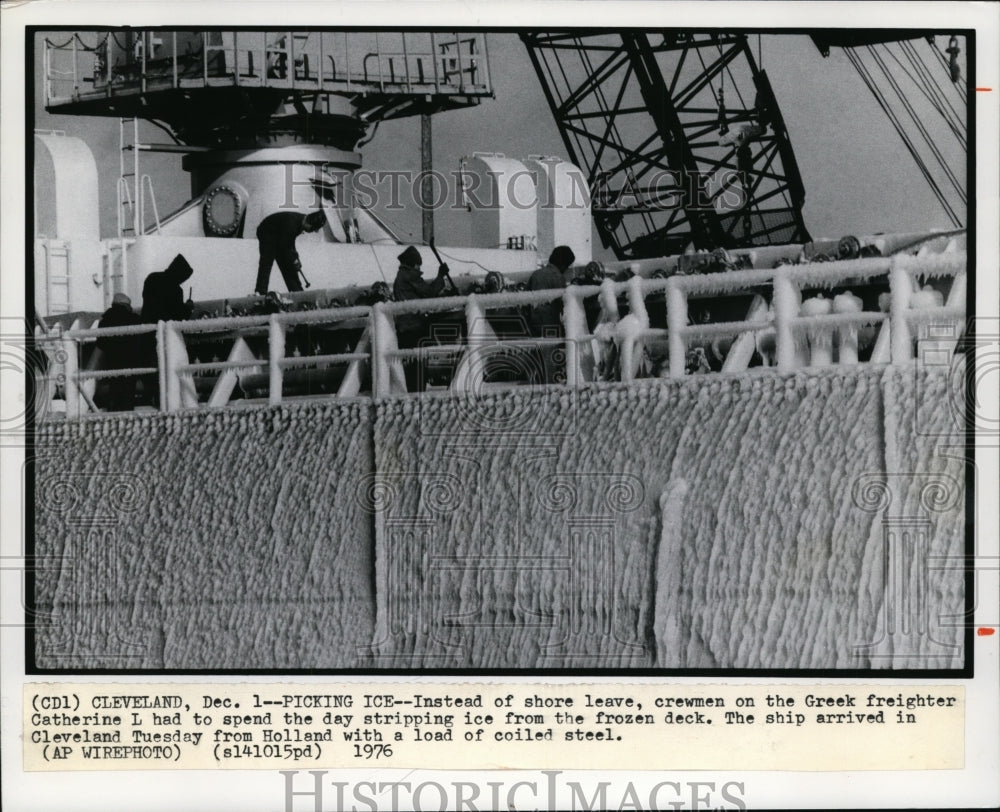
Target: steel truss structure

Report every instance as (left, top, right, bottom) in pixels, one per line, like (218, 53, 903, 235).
(522, 32, 811, 259)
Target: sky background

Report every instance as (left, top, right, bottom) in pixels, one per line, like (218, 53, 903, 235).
(33, 31, 968, 257)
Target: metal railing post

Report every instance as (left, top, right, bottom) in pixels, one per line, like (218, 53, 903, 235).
(161, 322, 198, 410)
(318, 32, 325, 88)
(402, 33, 411, 92)
(345, 32, 351, 92)
(451, 295, 484, 394)
(62, 334, 80, 418)
(268, 314, 285, 405)
(773, 269, 799, 373)
(371, 304, 390, 397)
(481, 33, 491, 90)
(430, 32, 439, 91)
(563, 287, 585, 387)
(163, 321, 180, 410)
(666, 278, 687, 378)
(156, 321, 167, 411)
(890, 258, 913, 365)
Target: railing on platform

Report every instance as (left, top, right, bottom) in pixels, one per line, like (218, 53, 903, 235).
(35, 250, 967, 420)
(43, 31, 492, 107)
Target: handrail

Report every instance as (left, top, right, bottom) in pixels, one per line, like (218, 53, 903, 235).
(44, 30, 494, 105)
(37, 250, 967, 419)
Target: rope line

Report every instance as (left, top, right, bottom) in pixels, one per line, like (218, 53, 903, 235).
(846, 47, 961, 227)
(867, 45, 965, 205)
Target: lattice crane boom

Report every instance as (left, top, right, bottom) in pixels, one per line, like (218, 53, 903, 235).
(522, 32, 811, 260)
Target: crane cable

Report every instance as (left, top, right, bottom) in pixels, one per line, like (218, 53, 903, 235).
(715, 36, 748, 112)
(866, 45, 966, 205)
(694, 38, 745, 139)
(888, 42, 965, 145)
(893, 41, 966, 148)
(903, 39, 966, 115)
(859, 46, 965, 217)
(845, 47, 961, 227)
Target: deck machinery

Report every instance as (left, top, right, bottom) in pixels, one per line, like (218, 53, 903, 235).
(34, 30, 968, 413)
(37, 30, 596, 406)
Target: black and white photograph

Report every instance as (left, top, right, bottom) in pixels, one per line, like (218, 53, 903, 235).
(3, 2, 999, 810)
(24, 22, 976, 673)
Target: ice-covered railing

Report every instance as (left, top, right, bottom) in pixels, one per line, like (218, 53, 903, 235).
(37, 247, 966, 418)
(42, 321, 160, 418)
(666, 249, 966, 376)
(38, 306, 374, 418)
(369, 276, 670, 396)
(161, 306, 374, 410)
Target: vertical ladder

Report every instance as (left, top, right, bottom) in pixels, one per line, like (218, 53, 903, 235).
(117, 117, 162, 237)
(43, 241, 72, 314)
(118, 117, 141, 237)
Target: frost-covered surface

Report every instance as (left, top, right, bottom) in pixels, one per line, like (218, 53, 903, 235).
(653, 364, 964, 669)
(654, 369, 887, 668)
(865, 361, 966, 669)
(373, 368, 964, 670)
(34, 402, 375, 669)
(372, 388, 659, 668)
(34, 366, 964, 670)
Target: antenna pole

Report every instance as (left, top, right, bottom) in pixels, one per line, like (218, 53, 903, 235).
(420, 112, 434, 244)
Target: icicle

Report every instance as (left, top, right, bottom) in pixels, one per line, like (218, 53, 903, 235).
(833, 291, 863, 365)
(598, 278, 619, 322)
(800, 293, 834, 367)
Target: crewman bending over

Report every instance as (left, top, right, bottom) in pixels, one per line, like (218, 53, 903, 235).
(255, 210, 326, 295)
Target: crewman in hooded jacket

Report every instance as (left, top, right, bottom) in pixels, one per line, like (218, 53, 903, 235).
(139, 253, 195, 405)
(141, 253, 195, 323)
(392, 245, 449, 391)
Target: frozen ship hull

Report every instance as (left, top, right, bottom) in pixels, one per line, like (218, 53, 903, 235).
(33, 360, 965, 671)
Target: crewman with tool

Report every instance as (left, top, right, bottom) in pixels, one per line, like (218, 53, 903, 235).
(255, 209, 326, 295)
(392, 245, 450, 392)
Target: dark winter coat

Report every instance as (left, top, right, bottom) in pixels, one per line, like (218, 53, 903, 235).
(97, 302, 143, 369)
(392, 265, 446, 336)
(141, 255, 194, 323)
(256, 211, 311, 250)
(527, 262, 568, 335)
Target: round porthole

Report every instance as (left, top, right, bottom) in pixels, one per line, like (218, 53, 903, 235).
(203, 184, 245, 237)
